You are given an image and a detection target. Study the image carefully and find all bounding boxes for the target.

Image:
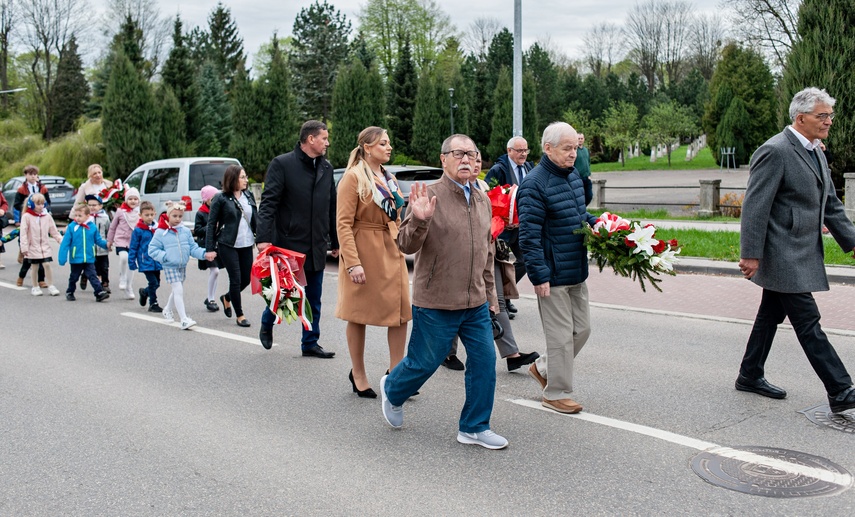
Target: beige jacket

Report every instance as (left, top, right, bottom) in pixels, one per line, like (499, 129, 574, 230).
(398, 174, 497, 310)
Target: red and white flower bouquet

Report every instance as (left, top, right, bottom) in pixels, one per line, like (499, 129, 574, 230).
(582, 212, 681, 292)
(98, 179, 126, 212)
(486, 183, 519, 240)
(250, 246, 313, 328)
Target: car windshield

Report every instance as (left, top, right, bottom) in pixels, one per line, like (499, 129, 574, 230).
(189, 161, 240, 190)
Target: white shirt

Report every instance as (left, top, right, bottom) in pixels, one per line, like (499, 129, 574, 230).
(787, 125, 821, 151)
(234, 192, 254, 248)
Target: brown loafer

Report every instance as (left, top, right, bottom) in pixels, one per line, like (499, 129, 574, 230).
(542, 398, 583, 414)
(528, 363, 546, 390)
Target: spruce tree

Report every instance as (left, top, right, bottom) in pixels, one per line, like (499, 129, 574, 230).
(329, 60, 386, 168)
(195, 61, 232, 156)
(525, 42, 559, 135)
(523, 71, 539, 160)
(467, 56, 492, 156)
(51, 36, 89, 137)
(162, 16, 201, 144)
(781, 0, 855, 188)
(228, 63, 259, 174)
(488, 67, 513, 160)
(387, 36, 417, 158)
(207, 2, 245, 89)
(88, 15, 149, 118)
(254, 37, 298, 170)
(155, 85, 187, 157)
(411, 69, 446, 166)
(102, 52, 159, 177)
(289, 0, 352, 122)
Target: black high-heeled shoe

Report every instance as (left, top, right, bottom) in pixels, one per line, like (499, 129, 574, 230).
(349, 370, 377, 398)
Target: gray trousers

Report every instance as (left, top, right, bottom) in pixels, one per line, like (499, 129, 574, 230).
(533, 282, 591, 400)
(450, 262, 519, 358)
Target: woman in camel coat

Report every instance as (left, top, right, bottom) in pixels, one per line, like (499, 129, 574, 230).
(336, 127, 412, 398)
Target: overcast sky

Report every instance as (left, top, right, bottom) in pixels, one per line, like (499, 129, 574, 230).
(88, 0, 721, 66)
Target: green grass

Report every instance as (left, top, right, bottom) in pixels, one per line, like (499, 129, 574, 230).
(658, 228, 855, 265)
(591, 145, 718, 172)
(589, 208, 740, 223)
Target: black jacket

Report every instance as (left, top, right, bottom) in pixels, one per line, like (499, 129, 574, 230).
(255, 143, 338, 272)
(206, 190, 257, 251)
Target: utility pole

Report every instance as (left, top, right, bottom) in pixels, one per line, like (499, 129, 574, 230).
(513, 0, 522, 136)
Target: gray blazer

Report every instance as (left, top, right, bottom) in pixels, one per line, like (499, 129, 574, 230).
(740, 128, 855, 293)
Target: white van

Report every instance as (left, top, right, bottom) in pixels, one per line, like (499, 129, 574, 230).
(124, 157, 242, 224)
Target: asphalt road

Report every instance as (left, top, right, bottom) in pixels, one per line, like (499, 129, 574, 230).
(2, 249, 855, 515)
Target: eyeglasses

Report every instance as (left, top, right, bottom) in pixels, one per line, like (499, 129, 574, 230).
(443, 149, 478, 160)
(511, 148, 530, 154)
(808, 112, 835, 121)
(239, 175, 248, 179)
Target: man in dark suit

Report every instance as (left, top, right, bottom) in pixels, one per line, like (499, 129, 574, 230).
(255, 120, 339, 357)
(738, 87, 855, 414)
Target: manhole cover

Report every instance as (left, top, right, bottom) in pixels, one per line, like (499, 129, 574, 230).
(800, 405, 855, 434)
(691, 446, 852, 498)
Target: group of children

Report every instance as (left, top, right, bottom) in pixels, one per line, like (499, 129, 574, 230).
(7, 179, 218, 330)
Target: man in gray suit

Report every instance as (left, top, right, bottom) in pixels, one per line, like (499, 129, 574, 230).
(737, 87, 855, 414)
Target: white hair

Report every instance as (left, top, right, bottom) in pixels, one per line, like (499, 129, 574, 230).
(541, 122, 577, 152)
(506, 136, 526, 149)
(789, 87, 836, 121)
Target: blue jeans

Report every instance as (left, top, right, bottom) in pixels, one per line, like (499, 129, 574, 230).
(385, 303, 496, 433)
(142, 270, 160, 306)
(261, 269, 324, 350)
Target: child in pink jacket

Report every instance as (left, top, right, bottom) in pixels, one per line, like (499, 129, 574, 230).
(107, 187, 141, 299)
(19, 193, 62, 296)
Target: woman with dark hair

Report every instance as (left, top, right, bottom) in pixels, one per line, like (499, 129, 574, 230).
(336, 127, 411, 398)
(206, 166, 257, 327)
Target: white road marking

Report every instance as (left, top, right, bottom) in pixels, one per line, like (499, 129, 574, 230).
(508, 398, 853, 487)
(121, 312, 274, 347)
(0, 281, 27, 291)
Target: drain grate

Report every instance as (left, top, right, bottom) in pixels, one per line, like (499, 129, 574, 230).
(800, 405, 855, 434)
(691, 446, 851, 498)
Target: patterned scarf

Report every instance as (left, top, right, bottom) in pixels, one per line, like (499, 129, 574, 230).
(362, 162, 405, 220)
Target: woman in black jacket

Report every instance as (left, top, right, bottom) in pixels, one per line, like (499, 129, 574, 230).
(206, 165, 257, 327)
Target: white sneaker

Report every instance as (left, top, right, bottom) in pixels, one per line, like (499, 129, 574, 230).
(31, 286, 43, 296)
(457, 430, 509, 450)
(47, 285, 60, 296)
(162, 310, 174, 323)
(181, 318, 197, 330)
(118, 281, 127, 290)
(125, 288, 135, 300)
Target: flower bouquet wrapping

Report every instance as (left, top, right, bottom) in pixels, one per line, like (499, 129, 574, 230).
(581, 212, 681, 292)
(486, 184, 519, 240)
(98, 179, 125, 212)
(250, 245, 313, 328)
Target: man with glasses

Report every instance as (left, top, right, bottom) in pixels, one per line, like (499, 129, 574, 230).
(380, 134, 508, 450)
(484, 136, 534, 318)
(737, 87, 855, 414)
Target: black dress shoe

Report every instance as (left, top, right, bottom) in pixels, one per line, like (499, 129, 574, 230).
(236, 318, 251, 328)
(349, 370, 378, 398)
(442, 354, 465, 371)
(828, 386, 855, 414)
(735, 375, 787, 399)
(506, 300, 518, 313)
(259, 327, 273, 350)
(302, 344, 335, 358)
(507, 351, 540, 371)
(204, 299, 219, 312)
(220, 294, 232, 317)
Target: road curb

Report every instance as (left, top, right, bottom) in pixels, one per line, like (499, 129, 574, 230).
(674, 259, 855, 287)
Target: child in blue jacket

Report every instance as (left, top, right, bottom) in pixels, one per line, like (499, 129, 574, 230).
(58, 205, 110, 302)
(129, 201, 163, 313)
(148, 202, 215, 329)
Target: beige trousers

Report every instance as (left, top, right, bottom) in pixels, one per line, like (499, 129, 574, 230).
(534, 282, 591, 400)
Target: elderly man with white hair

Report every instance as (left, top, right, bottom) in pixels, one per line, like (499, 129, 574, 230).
(518, 122, 597, 414)
(737, 87, 855, 414)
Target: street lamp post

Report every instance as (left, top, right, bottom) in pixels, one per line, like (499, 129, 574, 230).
(448, 87, 457, 135)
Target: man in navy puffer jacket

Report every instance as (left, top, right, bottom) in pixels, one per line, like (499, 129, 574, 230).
(518, 122, 597, 415)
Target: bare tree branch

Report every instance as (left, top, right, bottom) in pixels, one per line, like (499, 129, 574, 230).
(720, 0, 800, 69)
(461, 16, 501, 58)
(624, 0, 663, 91)
(100, 0, 170, 78)
(583, 22, 623, 77)
(689, 13, 727, 80)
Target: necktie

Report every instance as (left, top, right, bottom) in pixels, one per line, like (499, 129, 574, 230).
(517, 166, 525, 185)
(463, 185, 471, 205)
(807, 149, 822, 173)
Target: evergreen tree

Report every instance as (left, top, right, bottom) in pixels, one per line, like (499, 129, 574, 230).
(51, 36, 89, 137)
(155, 84, 187, 157)
(446, 67, 470, 138)
(162, 16, 201, 144)
(488, 67, 513, 160)
(525, 42, 560, 135)
(88, 15, 149, 118)
(467, 56, 492, 154)
(386, 35, 417, 157)
(228, 63, 258, 173)
(207, 2, 245, 89)
(781, 0, 855, 188)
(411, 69, 445, 166)
(715, 96, 751, 167)
(703, 43, 776, 166)
(187, 25, 211, 64)
(290, 0, 352, 122)
(350, 30, 375, 69)
(329, 60, 386, 167)
(522, 71, 539, 160)
(102, 52, 159, 177)
(195, 61, 231, 156)
(254, 37, 298, 173)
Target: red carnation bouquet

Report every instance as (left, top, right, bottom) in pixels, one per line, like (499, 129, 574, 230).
(251, 246, 313, 328)
(581, 212, 681, 292)
(98, 179, 125, 212)
(486, 184, 519, 240)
